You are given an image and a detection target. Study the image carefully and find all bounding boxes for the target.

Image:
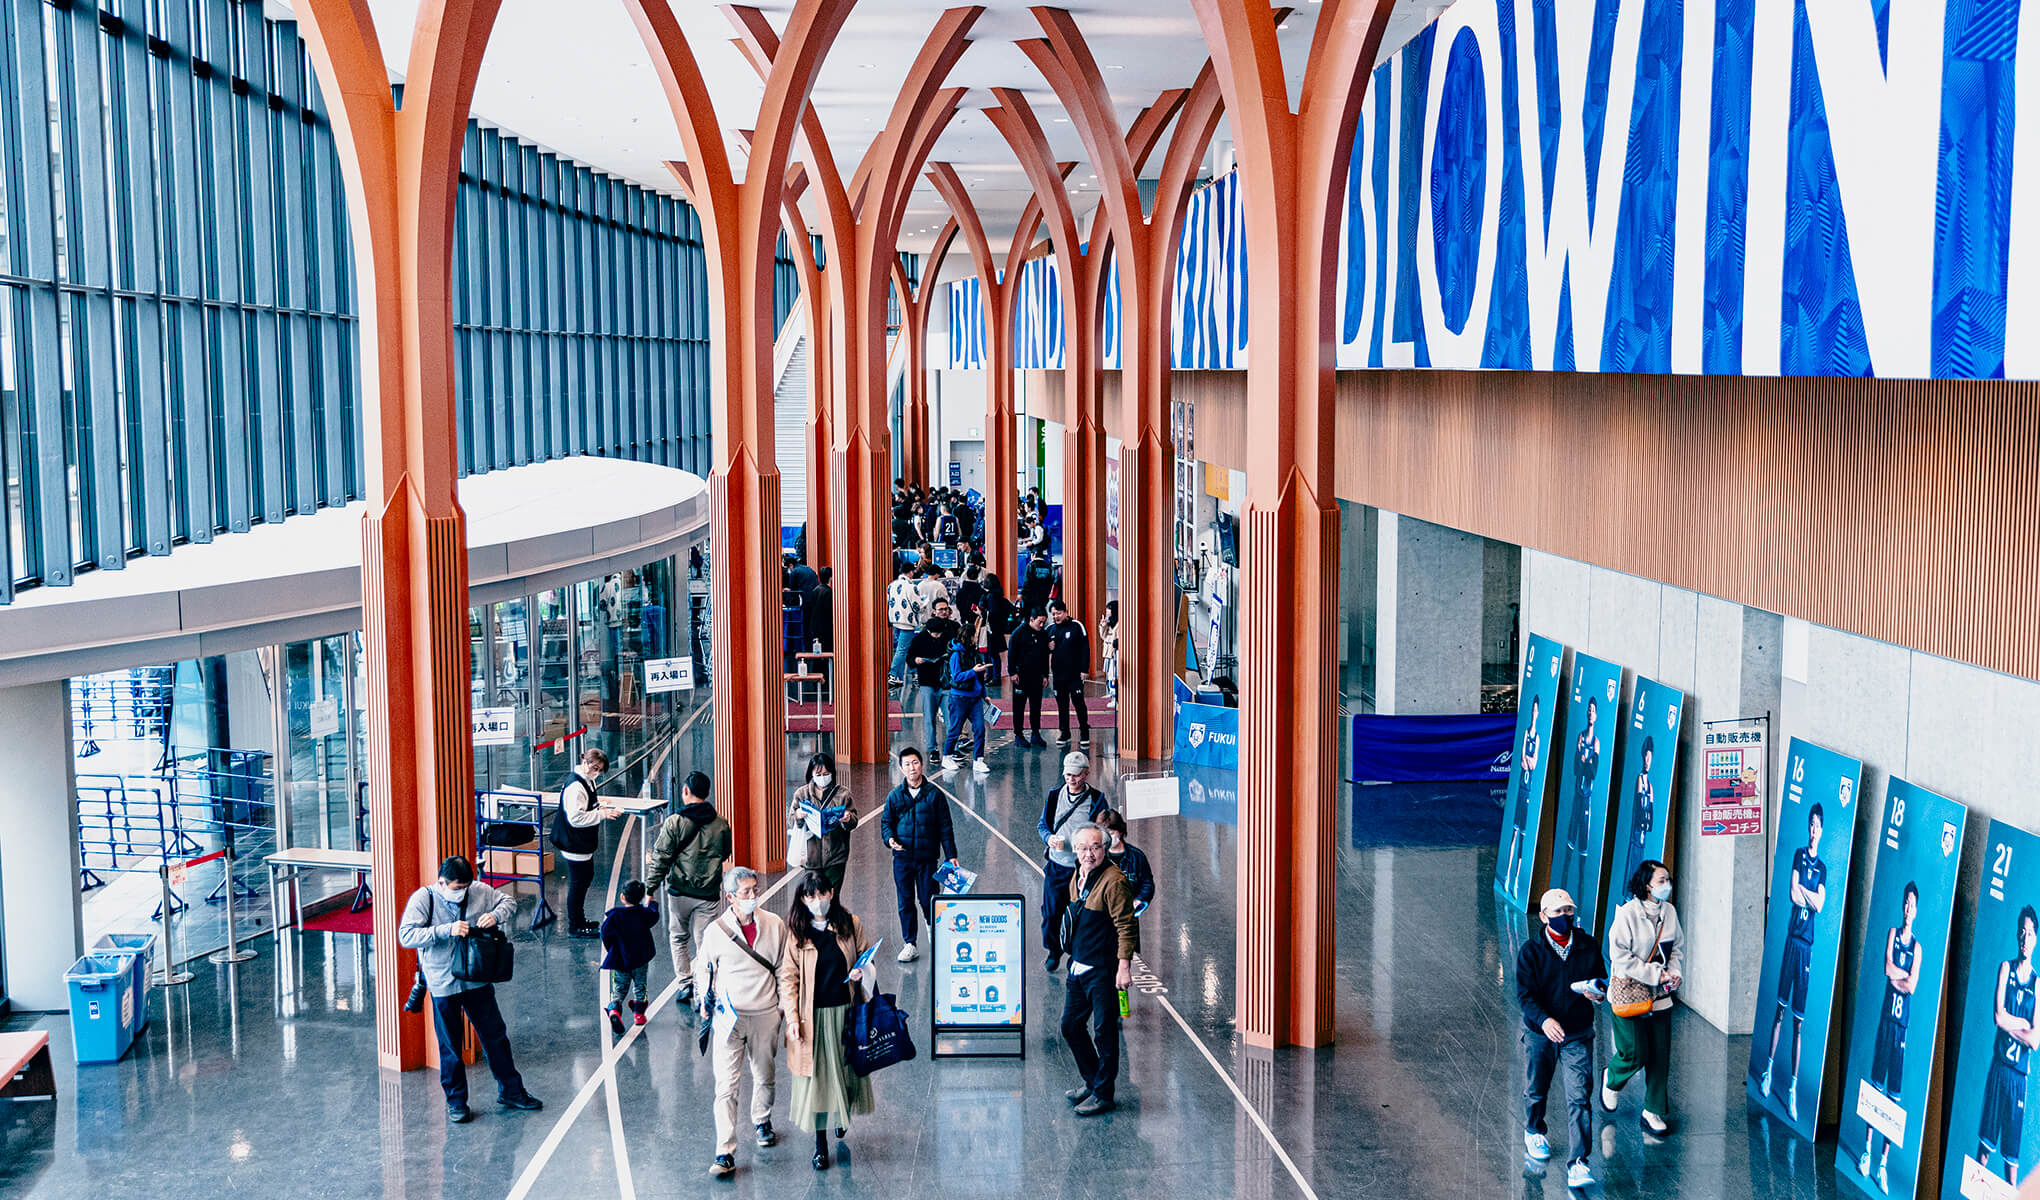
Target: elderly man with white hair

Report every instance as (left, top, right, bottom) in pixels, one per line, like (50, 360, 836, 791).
(694, 866, 791, 1179)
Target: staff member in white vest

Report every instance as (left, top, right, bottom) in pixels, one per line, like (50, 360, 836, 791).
(550, 748, 621, 937)
(695, 866, 790, 1179)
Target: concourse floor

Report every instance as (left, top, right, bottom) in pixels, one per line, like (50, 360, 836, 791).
(5, 712, 1843, 1200)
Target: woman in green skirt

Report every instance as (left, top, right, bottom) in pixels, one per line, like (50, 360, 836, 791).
(778, 871, 877, 1170)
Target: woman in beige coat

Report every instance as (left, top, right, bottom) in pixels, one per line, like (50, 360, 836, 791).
(778, 870, 876, 1170)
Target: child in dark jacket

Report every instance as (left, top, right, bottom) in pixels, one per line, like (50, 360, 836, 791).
(600, 880, 662, 1033)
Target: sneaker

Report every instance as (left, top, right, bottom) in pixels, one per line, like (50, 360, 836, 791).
(1066, 1085, 1093, 1105)
(1524, 1132, 1552, 1161)
(606, 1006, 624, 1035)
(898, 942, 920, 963)
(498, 1093, 543, 1111)
(1640, 1110, 1670, 1136)
(447, 1104, 473, 1124)
(710, 1154, 735, 1178)
(633, 1009, 647, 1027)
(1786, 1084, 1798, 1122)
(1599, 1069, 1619, 1113)
(973, 758, 990, 775)
(1057, 733, 1071, 745)
(1565, 1161, 1593, 1189)
(1759, 1063, 1772, 1097)
(1032, 735, 1049, 749)
(1074, 1094, 1115, 1116)
(1080, 736, 1091, 747)
(1857, 1149, 1874, 1179)
(568, 924, 601, 939)
(941, 755, 962, 772)
(675, 983, 695, 1004)
(756, 1122, 777, 1147)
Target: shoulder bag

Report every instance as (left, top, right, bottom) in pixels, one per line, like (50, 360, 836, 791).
(696, 963, 717, 1056)
(845, 991, 916, 1076)
(1608, 916, 1664, 1019)
(446, 894, 515, 984)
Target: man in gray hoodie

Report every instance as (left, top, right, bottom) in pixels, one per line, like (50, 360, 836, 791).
(397, 855, 544, 1123)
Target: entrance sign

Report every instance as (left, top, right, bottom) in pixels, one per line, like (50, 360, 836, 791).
(472, 706, 516, 746)
(1942, 820, 2040, 1200)
(643, 656, 696, 694)
(1548, 652, 1623, 927)
(1702, 717, 1768, 837)
(1604, 677, 1684, 933)
(931, 894, 1026, 1059)
(1748, 738, 1864, 1140)
(1495, 634, 1565, 909)
(1836, 780, 1966, 1200)
(309, 697, 341, 739)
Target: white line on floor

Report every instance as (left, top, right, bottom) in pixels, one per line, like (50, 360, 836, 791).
(936, 780, 1321, 1200)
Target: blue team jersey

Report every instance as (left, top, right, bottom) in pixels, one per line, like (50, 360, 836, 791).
(1996, 960, 2038, 1075)
(1787, 848, 1825, 944)
(1573, 734, 1600, 797)
(1883, 930, 1916, 1029)
(1521, 731, 1539, 779)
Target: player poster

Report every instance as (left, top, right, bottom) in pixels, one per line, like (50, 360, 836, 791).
(1599, 675, 1683, 932)
(1942, 821, 2040, 1200)
(1748, 738, 1864, 1138)
(1836, 780, 1966, 1200)
(1546, 653, 1622, 924)
(1495, 634, 1566, 908)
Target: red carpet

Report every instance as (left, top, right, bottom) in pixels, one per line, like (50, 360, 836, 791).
(785, 699, 1119, 734)
(301, 903, 375, 936)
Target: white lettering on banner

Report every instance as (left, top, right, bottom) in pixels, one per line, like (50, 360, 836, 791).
(1381, 54, 1416, 368)
(1741, 0, 1795, 376)
(472, 706, 516, 747)
(1417, 6, 1505, 366)
(1514, 0, 1645, 371)
(643, 656, 695, 695)
(1855, 1079, 1907, 1148)
(2006, 0, 2040, 378)
(1803, 0, 1946, 377)
(1961, 1156, 2017, 1200)
(1669, 0, 1716, 373)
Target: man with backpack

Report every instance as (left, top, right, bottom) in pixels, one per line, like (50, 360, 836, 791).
(644, 770, 731, 1002)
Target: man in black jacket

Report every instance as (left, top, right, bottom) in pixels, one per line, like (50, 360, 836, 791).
(1516, 888, 1607, 1188)
(878, 747, 958, 962)
(905, 601, 958, 760)
(1047, 599, 1091, 747)
(1008, 610, 1052, 749)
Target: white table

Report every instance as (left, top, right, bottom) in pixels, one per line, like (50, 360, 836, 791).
(266, 847, 374, 940)
(610, 795, 671, 881)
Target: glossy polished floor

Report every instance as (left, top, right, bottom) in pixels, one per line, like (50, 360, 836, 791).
(4, 708, 1847, 1200)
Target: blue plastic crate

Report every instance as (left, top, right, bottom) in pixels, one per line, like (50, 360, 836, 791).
(90, 933, 155, 1034)
(65, 954, 137, 1064)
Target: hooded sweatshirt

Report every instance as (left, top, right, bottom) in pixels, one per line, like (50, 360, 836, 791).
(645, 799, 731, 900)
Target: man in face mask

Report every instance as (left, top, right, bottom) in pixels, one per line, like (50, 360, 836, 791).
(1514, 888, 1606, 1188)
(397, 855, 543, 1124)
(693, 866, 790, 1179)
(905, 600, 959, 760)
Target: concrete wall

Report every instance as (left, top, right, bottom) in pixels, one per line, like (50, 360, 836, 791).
(1376, 513, 1484, 715)
(0, 681, 83, 1010)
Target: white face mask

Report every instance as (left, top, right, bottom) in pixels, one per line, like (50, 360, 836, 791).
(438, 883, 469, 902)
(1650, 882, 1673, 904)
(733, 896, 759, 917)
(806, 897, 833, 918)
(812, 773, 833, 791)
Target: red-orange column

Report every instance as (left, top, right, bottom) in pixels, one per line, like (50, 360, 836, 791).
(1193, 0, 1392, 1049)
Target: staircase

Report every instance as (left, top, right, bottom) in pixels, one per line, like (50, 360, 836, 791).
(774, 316, 809, 542)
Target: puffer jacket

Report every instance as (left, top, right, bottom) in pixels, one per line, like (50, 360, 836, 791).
(879, 780, 957, 862)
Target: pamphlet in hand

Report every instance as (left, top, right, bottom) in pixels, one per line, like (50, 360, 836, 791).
(1571, 978, 1609, 1002)
(934, 862, 978, 895)
(854, 940, 883, 973)
(797, 800, 849, 841)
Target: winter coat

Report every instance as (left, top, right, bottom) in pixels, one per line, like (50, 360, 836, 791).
(645, 800, 731, 900)
(779, 914, 873, 1077)
(787, 780, 858, 875)
(1048, 619, 1090, 686)
(600, 902, 663, 972)
(1009, 622, 1051, 687)
(879, 780, 957, 863)
(906, 620, 957, 688)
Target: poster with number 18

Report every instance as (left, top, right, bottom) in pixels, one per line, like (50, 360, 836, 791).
(1943, 821, 2040, 1200)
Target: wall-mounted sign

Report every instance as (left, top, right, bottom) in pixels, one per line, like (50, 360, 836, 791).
(644, 656, 696, 695)
(472, 706, 516, 746)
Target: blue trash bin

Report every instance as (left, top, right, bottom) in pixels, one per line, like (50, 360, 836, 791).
(91, 933, 155, 1034)
(66, 954, 137, 1064)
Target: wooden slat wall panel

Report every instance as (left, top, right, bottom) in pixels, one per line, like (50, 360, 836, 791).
(1029, 366, 2040, 686)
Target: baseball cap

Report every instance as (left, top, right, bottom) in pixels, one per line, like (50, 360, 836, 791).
(1539, 888, 1576, 914)
(1062, 751, 1089, 775)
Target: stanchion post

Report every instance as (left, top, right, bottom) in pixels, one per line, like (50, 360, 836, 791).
(158, 862, 195, 986)
(209, 846, 257, 965)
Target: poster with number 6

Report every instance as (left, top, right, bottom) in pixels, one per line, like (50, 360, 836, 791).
(1943, 821, 2040, 1200)
(1835, 779, 1966, 1200)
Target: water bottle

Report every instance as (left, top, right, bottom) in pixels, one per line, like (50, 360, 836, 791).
(812, 639, 821, 654)
(1117, 989, 1130, 1017)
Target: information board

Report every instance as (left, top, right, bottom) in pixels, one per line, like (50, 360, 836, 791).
(643, 656, 696, 694)
(1495, 634, 1566, 909)
(1548, 652, 1623, 926)
(931, 894, 1026, 1056)
(1942, 820, 2040, 1200)
(472, 706, 516, 746)
(1604, 677, 1684, 933)
(1747, 737, 1864, 1139)
(1703, 717, 1769, 837)
(1836, 779, 1966, 1200)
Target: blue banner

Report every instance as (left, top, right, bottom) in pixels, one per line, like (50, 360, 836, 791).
(1602, 676, 1685, 935)
(1836, 781, 1967, 1200)
(1943, 820, 2040, 1200)
(1177, 763, 1238, 827)
(1496, 633, 1565, 909)
(1548, 653, 1623, 926)
(1349, 713, 1516, 783)
(1172, 700, 1238, 770)
(1749, 738, 1865, 1138)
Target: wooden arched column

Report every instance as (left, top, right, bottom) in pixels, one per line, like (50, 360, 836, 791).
(625, 0, 854, 871)
(1191, 0, 1394, 1049)
(296, 0, 501, 1073)
(1021, 19, 1226, 757)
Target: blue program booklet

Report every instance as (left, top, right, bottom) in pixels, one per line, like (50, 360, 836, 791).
(934, 862, 978, 895)
(797, 801, 849, 840)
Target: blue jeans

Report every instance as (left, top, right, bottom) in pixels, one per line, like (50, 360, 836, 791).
(1525, 1029, 1594, 1164)
(915, 683, 946, 753)
(889, 627, 915, 684)
(943, 693, 987, 757)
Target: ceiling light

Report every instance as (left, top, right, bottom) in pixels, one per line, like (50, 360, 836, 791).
(1054, 117, 1068, 123)
(1279, 21, 1292, 30)
(1106, 64, 1123, 70)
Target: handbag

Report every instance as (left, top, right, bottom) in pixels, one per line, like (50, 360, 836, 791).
(443, 893, 514, 984)
(696, 963, 717, 1056)
(845, 991, 916, 1076)
(1609, 917, 1665, 1018)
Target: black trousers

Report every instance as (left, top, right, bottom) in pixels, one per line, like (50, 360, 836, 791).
(1042, 860, 1076, 954)
(893, 855, 938, 945)
(1014, 683, 1045, 735)
(1061, 966, 1121, 1101)
(565, 856, 595, 927)
(431, 984, 528, 1106)
(1055, 679, 1090, 736)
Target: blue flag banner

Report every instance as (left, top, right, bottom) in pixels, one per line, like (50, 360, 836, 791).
(1349, 713, 1516, 783)
(1172, 700, 1238, 770)
(1602, 676, 1685, 935)
(1548, 653, 1623, 926)
(1496, 633, 1566, 909)
(1836, 780, 1966, 1200)
(1749, 738, 1865, 1139)
(1943, 820, 2040, 1200)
